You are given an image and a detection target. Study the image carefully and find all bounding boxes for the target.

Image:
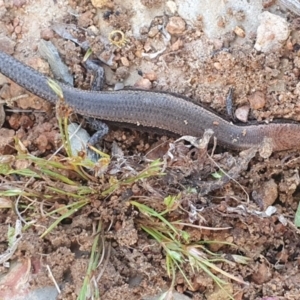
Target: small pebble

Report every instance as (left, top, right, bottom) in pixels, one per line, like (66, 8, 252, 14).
(170, 38, 183, 51)
(143, 40, 152, 52)
(234, 26, 245, 38)
(19, 115, 34, 129)
(262, 179, 278, 209)
(9, 114, 22, 130)
(251, 262, 272, 284)
(115, 66, 129, 80)
(40, 28, 54, 40)
(114, 82, 124, 91)
(87, 25, 100, 36)
(286, 38, 293, 50)
(0, 128, 15, 154)
(13, 18, 19, 27)
(148, 26, 159, 38)
(135, 49, 142, 58)
(166, 16, 186, 35)
(0, 36, 16, 55)
(217, 16, 226, 28)
(78, 10, 93, 28)
(131, 184, 140, 195)
(120, 56, 130, 67)
(213, 62, 222, 70)
(27, 57, 50, 76)
(134, 78, 152, 90)
(91, 0, 114, 9)
(259, 137, 273, 159)
(36, 135, 49, 152)
(127, 52, 135, 61)
(14, 25, 22, 34)
(235, 105, 250, 122)
(248, 91, 266, 110)
(140, 26, 148, 35)
(144, 72, 157, 81)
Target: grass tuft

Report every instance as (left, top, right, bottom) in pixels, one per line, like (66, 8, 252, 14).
(131, 197, 249, 299)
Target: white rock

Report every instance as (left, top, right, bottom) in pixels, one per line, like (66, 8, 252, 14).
(254, 11, 290, 53)
(165, 1, 177, 16)
(235, 105, 250, 123)
(68, 123, 90, 155)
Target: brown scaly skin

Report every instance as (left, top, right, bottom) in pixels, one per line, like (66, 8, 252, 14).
(1, 50, 300, 151)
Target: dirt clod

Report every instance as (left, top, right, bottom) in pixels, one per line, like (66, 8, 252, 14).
(166, 16, 186, 35)
(251, 262, 272, 284)
(0, 128, 15, 154)
(134, 78, 152, 89)
(248, 91, 266, 110)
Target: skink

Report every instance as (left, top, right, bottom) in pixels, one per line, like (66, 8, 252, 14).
(1, 49, 300, 152)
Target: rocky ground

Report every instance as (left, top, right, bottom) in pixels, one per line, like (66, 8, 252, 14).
(1, 0, 300, 299)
